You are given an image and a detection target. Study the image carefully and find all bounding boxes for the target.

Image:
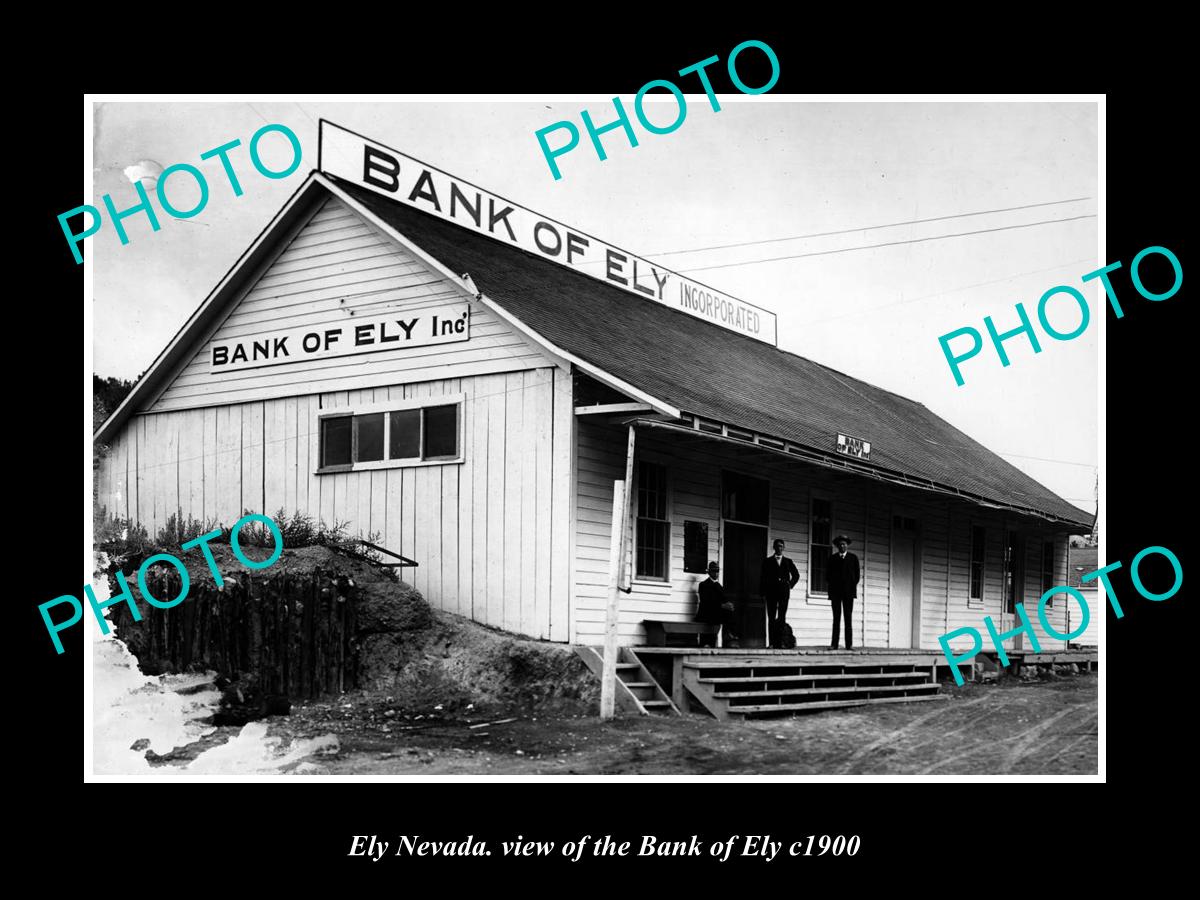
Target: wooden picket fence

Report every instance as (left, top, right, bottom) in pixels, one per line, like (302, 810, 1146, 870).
(111, 567, 359, 699)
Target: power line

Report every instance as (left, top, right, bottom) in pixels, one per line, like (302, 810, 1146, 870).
(293, 102, 319, 130)
(244, 102, 272, 125)
(998, 452, 1097, 469)
(678, 214, 1098, 274)
(792, 257, 1096, 328)
(648, 197, 1094, 258)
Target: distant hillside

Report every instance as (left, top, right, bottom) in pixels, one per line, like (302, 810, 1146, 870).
(93, 375, 136, 433)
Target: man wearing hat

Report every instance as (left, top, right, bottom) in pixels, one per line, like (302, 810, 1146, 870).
(828, 535, 861, 649)
(695, 561, 739, 648)
(761, 539, 800, 648)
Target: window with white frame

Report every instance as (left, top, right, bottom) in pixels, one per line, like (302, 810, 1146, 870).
(635, 460, 670, 581)
(809, 496, 833, 594)
(1041, 540, 1056, 607)
(969, 525, 986, 605)
(318, 397, 462, 472)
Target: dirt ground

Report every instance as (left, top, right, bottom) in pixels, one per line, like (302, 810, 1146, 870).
(111, 549, 1095, 776)
(260, 673, 1098, 775)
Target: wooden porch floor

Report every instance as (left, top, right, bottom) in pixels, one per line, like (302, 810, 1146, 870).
(634, 646, 946, 661)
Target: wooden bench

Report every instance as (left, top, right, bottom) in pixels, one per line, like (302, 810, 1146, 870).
(643, 620, 719, 647)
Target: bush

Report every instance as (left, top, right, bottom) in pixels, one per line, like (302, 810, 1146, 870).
(94, 508, 391, 569)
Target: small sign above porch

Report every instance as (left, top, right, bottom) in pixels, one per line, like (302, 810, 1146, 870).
(835, 433, 871, 460)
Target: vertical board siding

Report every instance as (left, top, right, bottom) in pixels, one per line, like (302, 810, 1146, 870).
(97, 366, 566, 640)
(96, 193, 570, 641)
(550, 368, 575, 642)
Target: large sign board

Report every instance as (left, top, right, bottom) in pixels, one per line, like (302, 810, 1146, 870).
(319, 121, 778, 346)
(209, 304, 470, 372)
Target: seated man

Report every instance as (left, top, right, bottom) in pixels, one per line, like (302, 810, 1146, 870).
(695, 561, 739, 648)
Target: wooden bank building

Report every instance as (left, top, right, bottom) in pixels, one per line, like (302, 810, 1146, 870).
(95, 122, 1095, 717)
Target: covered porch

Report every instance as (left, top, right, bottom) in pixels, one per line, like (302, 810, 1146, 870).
(572, 407, 1087, 655)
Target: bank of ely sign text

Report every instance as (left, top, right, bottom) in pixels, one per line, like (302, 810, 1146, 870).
(209, 304, 470, 372)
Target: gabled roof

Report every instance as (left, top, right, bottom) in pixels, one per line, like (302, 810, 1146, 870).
(333, 177, 1092, 529)
(97, 171, 1092, 530)
(94, 173, 331, 445)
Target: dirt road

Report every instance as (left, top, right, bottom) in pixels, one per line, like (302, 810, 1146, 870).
(269, 674, 1098, 775)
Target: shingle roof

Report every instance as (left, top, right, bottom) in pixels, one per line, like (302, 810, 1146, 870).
(335, 177, 1092, 529)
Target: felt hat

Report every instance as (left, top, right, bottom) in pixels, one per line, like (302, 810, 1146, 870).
(832, 534, 852, 545)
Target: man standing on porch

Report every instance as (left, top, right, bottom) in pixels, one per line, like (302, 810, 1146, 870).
(696, 562, 739, 648)
(761, 539, 800, 648)
(828, 535, 861, 650)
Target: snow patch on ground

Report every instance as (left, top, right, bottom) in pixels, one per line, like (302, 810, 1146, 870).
(91, 553, 337, 776)
(184, 725, 339, 774)
(92, 636, 221, 774)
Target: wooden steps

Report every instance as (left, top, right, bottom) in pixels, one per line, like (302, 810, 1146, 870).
(574, 646, 681, 716)
(686, 657, 936, 672)
(701, 671, 929, 684)
(715, 682, 940, 699)
(678, 653, 942, 720)
(727, 694, 946, 715)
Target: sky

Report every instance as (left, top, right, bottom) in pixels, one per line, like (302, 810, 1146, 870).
(90, 98, 1098, 512)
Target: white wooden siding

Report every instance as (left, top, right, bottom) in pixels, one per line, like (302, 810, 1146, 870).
(573, 420, 1077, 651)
(96, 369, 571, 640)
(149, 197, 546, 412)
(95, 192, 574, 641)
(574, 423, 894, 647)
(1073, 585, 1101, 647)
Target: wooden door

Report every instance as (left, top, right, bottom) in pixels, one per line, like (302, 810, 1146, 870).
(724, 522, 768, 648)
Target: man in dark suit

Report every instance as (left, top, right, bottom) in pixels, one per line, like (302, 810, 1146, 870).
(760, 539, 800, 648)
(828, 534, 861, 649)
(695, 561, 739, 648)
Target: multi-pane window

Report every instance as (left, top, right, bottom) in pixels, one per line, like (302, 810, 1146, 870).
(969, 525, 986, 603)
(1041, 540, 1056, 607)
(635, 461, 669, 580)
(319, 401, 461, 471)
(809, 497, 833, 593)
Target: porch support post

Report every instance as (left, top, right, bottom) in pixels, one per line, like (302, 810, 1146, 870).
(601, 478, 628, 720)
(620, 425, 637, 590)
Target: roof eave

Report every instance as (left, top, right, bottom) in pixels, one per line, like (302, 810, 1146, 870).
(93, 172, 330, 445)
(627, 415, 1094, 531)
(318, 174, 683, 421)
